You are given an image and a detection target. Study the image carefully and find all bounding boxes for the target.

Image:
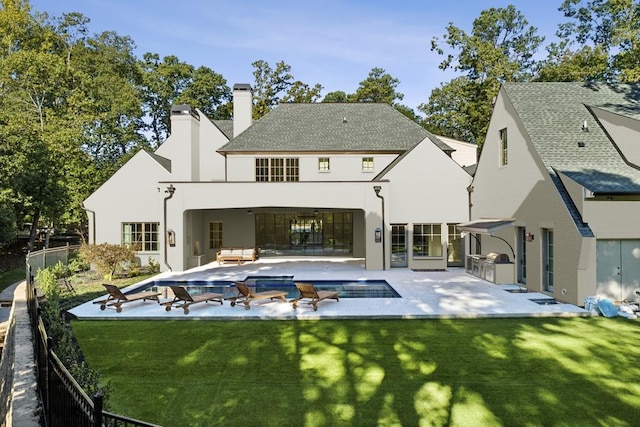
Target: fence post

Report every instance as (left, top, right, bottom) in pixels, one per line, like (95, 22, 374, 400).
(93, 393, 103, 427)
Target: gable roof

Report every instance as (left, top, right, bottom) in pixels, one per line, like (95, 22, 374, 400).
(213, 120, 234, 139)
(503, 82, 640, 194)
(217, 103, 450, 154)
(147, 151, 171, 172)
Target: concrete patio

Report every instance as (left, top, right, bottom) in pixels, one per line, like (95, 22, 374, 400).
(69, 257, 588, 320)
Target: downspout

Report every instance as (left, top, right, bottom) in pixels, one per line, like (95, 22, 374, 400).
(163, 184, 176, 271)
(374, 186, 386, 270)
(466, 185, 474, 255)
(81, 204, 96, 244)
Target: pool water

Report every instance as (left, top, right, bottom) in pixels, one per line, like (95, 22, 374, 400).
(150, 276, 401, 299)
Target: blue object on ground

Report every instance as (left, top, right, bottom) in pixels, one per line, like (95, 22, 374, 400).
(597, 298, 618, 318)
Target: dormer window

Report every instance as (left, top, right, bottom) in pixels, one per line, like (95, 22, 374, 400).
(318, 157, 330, 172)
(362, 157, 374, 172)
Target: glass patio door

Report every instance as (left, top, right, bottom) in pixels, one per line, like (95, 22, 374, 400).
(517, 227, 527, 284)
(390, 224, 407, 268)
(543, 229, 554, 293)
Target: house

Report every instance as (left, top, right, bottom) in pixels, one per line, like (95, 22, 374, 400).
(83, 84, 472, 272)
(463, 82, 640, 306)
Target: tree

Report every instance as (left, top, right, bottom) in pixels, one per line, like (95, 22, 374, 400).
(281, 81, 323, 103)
(348, 67, 404, 104)
(176, 65, 232, 119)
(140, 54, 232, 144)
(0, 1, 76, 248)
(79, 242, 135, 280)
(251, 59, 323, 118)
(322, 91, 348, 103)
(420, 77, 486, 143)
(139, 53, 193, 145)
(555, 0, 640, 82)
(535, 43, 610, 82)
(422, 5, 544, 146)
(251, 60, 294, 119)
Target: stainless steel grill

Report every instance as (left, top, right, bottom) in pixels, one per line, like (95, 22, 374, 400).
(485, 252, 510, 264)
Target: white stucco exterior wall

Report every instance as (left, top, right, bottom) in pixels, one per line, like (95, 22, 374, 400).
(471, 88, 596, 305)
(383, 138, 472, 270)
(83, 150, 171, 266)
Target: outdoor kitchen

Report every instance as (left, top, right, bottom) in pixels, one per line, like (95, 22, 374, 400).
(466, 252, 515, 284)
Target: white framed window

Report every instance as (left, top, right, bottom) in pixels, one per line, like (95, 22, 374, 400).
(255, 158, 299, 181)
(362, 157, 374, 172)
(318, 157, 330, 172)
(413, 224, 442, 257)
(499, 128, 508, 166)
(122, 222, 159, 251)
(208, 221, 223, 250)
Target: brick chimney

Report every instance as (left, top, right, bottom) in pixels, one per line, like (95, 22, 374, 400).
(233, 83, 253, 137)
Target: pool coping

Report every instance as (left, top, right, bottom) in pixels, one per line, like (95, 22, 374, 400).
(68, 257, 589, 320)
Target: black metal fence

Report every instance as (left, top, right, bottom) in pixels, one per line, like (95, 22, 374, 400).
(26, 250, 161, 427)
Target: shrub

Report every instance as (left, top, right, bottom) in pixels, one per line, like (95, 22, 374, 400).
(67, 255, 89, 274)
(148, 257, 160, 274)
(36, 267, 61, 300)
(36, 263, 106, 402)
(79, 243, 136, 281)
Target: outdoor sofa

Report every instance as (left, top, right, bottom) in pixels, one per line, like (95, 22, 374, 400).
(216, 248, 257, 265)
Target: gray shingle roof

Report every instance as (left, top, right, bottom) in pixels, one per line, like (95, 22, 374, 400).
(213, 120, 233, 139)
(218, 103, 446, 153)
(503, 82, 640, 194)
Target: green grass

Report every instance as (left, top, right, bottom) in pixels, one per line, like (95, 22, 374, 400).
(72, 317, 640, 427)
(0, 266, 26, 293)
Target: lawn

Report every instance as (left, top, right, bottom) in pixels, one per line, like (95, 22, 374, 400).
(0, 267, 25, 293)
(72, 317, 640, 427)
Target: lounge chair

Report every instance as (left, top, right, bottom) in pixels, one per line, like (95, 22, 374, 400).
(290, 282, 339, 311)
(94, 284, 161, 313)
(160, 285, 224, 314)
(227, 281, 287, 310)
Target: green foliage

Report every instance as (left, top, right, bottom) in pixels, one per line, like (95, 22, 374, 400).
(424, 5, 544, 147)
(140, 53, 231, 145)
(67, 255, 90, 274)
(73, 318, 640, 426)
(36, 261, 106, 400)
(556, 0, 640, 83)
(0, 267, 25, 292)
(321, 90, 348, 103)
(79, 243, 135, 281)
(36, 266, 61, 300)
(147, 257, 160, 274)
(251, 59, 323, 119)
(348, 67, 404, 104)
(535, 43, 611, 82)
(0, 189, 17, 243)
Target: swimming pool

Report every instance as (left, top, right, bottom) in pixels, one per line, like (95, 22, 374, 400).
(150, 275, 401, 299)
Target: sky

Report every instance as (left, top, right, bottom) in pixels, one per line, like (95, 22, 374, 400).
(28, 0, 566, 111)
